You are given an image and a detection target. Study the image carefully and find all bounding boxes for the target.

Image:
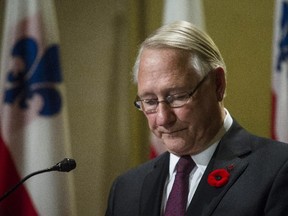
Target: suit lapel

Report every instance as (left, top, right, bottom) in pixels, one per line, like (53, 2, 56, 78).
(139, 152, 169, 216)
(186, 120, 252, 216)
(186, 156, 249, 216)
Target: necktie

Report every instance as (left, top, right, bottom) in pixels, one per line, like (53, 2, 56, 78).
(164, 155, 195, 216)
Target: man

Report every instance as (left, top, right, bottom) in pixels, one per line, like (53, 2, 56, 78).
(105, 21, 288, 216)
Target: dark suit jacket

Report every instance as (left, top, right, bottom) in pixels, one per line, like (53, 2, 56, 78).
(105, 120, 288, 216)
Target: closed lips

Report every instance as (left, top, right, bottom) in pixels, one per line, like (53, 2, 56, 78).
(162, 128, 187, 134)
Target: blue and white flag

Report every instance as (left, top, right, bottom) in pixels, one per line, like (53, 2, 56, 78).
(0, 0, 76, 215)
(271, 0, 288, 143)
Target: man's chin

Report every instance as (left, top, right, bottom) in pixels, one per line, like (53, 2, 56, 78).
(163, 139, 186, 149)
(162, 133, 184, 140)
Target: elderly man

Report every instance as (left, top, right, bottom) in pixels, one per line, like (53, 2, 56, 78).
(105, 21, 288, 216)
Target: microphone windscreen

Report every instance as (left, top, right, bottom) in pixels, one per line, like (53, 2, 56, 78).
(53, 158, 76, 172)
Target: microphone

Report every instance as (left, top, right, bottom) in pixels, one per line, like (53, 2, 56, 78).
(50, 158, 76, 172)
(0, 158, 76, 202)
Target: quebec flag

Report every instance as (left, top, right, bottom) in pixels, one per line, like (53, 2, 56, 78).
(272, 0, 288, 143)
(0, 0, 76, 215)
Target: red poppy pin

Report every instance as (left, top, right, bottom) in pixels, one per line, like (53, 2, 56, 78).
(207, 165, 234, 188)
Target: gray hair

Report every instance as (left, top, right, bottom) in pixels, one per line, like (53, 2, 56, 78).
(132, 20, 226, 83)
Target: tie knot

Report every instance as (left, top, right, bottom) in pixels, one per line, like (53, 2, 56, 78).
(176, 155, 194, 174)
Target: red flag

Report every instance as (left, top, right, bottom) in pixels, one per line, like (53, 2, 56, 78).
(271, 0, 288, 143)
(0, 1, 76, 215)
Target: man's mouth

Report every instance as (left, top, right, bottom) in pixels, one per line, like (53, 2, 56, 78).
(161, 128, 187, 135)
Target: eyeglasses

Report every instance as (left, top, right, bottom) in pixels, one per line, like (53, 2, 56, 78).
(134, 75, 208, 114)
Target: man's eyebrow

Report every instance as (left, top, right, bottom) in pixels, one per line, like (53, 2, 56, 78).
(138, 86, 191, 99)
(137, 93, 157, 99)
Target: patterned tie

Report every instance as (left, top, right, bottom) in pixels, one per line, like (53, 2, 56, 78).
(164, 155, 195, 216)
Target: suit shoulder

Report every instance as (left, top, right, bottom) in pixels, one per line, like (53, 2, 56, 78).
(250, 134, 288, 151)
(252, 136, 288, 159)
(226, 119, 288, 155)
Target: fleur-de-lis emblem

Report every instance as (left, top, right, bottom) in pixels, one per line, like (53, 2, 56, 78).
(4, 37, 62, 116)
(277, 2, 288, 71)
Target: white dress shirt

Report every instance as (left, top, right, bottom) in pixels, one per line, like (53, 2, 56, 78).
(161, 109, 233, 213)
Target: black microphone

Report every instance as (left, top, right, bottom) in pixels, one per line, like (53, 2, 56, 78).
(49, 158, 76, 172)
(0, 158, 76, 202)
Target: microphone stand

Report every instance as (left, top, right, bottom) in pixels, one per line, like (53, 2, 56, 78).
(0, 167, 53, 202)
(0, 158, 76, 203)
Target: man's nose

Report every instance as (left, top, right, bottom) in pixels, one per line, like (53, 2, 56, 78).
(155, 102, 176, 126)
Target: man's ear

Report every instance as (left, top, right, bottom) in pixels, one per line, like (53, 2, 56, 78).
(214, 67, 226, 101)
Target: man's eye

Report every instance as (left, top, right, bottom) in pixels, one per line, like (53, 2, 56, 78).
(175, 94, 188, 100)
(168, 94, 188, 102)
(143, 99, 158, 106)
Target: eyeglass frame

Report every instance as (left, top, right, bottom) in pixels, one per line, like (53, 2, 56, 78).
(134, 75, 208, 114)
